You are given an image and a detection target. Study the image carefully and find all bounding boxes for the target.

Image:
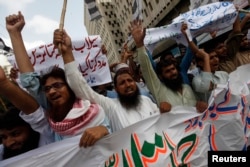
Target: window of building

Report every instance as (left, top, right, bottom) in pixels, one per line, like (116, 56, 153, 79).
(148, 2, 153, 11)
(144, 9, 148, 17)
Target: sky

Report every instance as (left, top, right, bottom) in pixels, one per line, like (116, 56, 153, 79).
(0, 0, 88, 50)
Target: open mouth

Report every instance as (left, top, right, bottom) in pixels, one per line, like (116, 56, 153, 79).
(125, 88, 134, 94)
(50, 95, 61, 101)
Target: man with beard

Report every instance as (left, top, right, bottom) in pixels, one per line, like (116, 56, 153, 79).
(53, 29, 160, 132)
(0, 108, 41, 160)
(129, 20, 207, 113)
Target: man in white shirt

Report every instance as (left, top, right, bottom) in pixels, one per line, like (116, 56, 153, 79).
(53, 29, 160, 132)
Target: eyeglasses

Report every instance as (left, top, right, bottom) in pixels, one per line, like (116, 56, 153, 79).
(43, 82, 66, 93)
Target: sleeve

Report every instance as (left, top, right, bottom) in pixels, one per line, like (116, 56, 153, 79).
(179, 38, 196, 85)
(192, 72, 213, 93)
(146, 48, 157, 71)
(19, 106, 55, 144)
(20, 72, 50, 110)
(64, 61, 114, 115)
(100, 116, 112, 134)
(137, 46, 164, 105)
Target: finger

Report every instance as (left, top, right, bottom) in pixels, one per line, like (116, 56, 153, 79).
(79, 134, 85, 147)
(85, 136, 94, 147)
(79, 132, 88, 147)
(89, 138, 97, 146)
(18, 11, 24, 22)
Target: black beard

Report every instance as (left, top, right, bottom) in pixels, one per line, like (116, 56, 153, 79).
(240, 47, 250, 52)
(117, 87, 141, 110)
(162, 73, 183, 91)
(3, 130, 40, 160)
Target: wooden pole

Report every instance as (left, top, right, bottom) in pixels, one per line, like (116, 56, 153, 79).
(0, 97, 8, 112)
(58, 0, 67, 54)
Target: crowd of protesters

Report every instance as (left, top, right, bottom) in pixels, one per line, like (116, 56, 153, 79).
(1, 6, 250, 161)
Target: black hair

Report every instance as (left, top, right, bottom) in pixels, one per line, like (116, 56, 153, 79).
(40, 66, 67, 86)
(156, 58, 179, 76)
(160, 51, 174, 62)
(40, 66, 76, 101)
(113, 69, 133, 87)
(0, 107, 40, 160)
(0, 107, 29, 130)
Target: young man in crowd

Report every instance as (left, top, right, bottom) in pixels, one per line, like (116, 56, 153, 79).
(129, 20, 207, 113)
(0, 107, 43, 160)
(181, 23, 229, 102)
(0, 65, 54, 160)
(5, 11, 110, 148)
(53, 29, 160, 132)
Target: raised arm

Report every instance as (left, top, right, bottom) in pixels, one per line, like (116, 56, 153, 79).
(6, 11, 49, 109)
(53, 29, 114, 113)
(6, 11, 34, 73)
(53, 29, 74, 64)
(240, 13, 250, 30)
(181, 23, 210, 73)
(129, 20, 163, 104)
(0, 66, 39, 114)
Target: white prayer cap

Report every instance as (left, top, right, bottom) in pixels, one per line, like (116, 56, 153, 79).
(113, 63, 129, 73)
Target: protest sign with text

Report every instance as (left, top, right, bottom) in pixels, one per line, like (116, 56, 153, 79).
(1, 64, 250, 167)
(7, 35, 111, 87)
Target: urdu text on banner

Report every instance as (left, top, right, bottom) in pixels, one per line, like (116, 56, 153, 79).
(7, 35, 111, 87)
(1, 64, 250, 167)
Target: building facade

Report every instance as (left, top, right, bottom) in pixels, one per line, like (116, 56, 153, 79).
(84, 0, 190, 64)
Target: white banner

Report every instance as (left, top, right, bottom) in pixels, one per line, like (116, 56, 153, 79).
(190, 0, 249, 10)
(189, 0, 218, 10)
(144, 2, 237, 48)
(132, 0, 143, 20)
(7, 36, 112, 87)
(1, 64, 250, 167)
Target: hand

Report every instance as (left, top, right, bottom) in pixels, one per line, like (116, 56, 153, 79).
(210, 31, 217, 39)
(9, 67, 19, 84)
(196, 101, 208, 113)
(6, 11, 25, 33)
(181, 23, 188, 35)
(129, 20, 145, 48)
(9, 67, 19, 80)
(53, 29, 72, 54)
(159, 102, 172, 113)
(101, 45, 107, 55)
(121, 50, 133, 63)
(196, 49, 210, 60)
(109, 62, 119, 73)
(79, 126, 109, 147)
